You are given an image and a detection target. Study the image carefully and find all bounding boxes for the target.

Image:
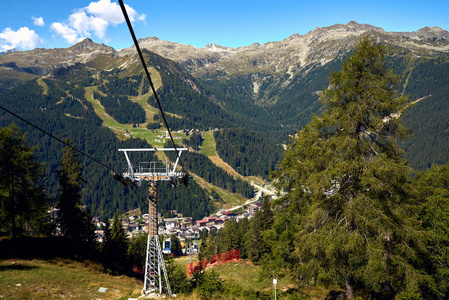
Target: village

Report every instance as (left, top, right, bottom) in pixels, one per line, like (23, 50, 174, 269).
(93, 198, 266, 251)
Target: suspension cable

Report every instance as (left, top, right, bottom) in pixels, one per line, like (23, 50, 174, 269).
(0, 104, 115, 173)
(0, 104, 146, 202)
(118, 0, 186, 173)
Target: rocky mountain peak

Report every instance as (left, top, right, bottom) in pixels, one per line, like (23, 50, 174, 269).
(308, 21, 385, 40)
(346, 21, 385, 32)
(138, 36, 161, 44)
(69, 38, 115, 54)
(203, 42, 232, 52)
(416, 26, 449, 39)
(285, 33, 301, 41)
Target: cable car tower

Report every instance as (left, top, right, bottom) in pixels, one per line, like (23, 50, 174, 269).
(118, 148, 188, 296)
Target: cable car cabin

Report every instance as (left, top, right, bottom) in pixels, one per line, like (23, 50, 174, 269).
(163, 238, 172, 254)
(186, 243, 198, 255)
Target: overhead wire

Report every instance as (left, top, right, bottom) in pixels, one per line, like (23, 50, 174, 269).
(0, 103, 147, 203)
(118, 0, 187, 174)
(0, 104, 114, 172)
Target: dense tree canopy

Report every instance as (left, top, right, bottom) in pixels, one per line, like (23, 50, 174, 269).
(413, 165, 449, 297)
(214, 128, 284, 179)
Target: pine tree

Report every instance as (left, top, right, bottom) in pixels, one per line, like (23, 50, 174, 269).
(165, 254, 187, 294)
(127, 232, 148, 270)
(102, 218, 112, 245)
(102, 212, 129, 271)
(272, 37, 431, 298)
(0, 123, 49, 238)
(236, 217, 250, 258)
(170, 234, 183, 256)
(246, 197, 273, 263)
(56, 139, 94, 245)
(101, 218, 113, 266)
(199, 228, 218, 261)
(218, 218, 239, 253)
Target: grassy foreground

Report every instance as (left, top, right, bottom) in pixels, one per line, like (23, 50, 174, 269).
(0, 258, 142, 299)
(0, 254, 340, 300)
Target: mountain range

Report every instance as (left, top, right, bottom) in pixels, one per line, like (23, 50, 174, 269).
(0, 21, 449, 218)
(1, 21, 448, 78)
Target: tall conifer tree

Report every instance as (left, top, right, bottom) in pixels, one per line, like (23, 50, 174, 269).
(102, 213, 129, 271)
(56, 139, 94, 245)
(0, 123, 48, 238)
(271, 37, 431, 298)
(246, 197, 273, 263)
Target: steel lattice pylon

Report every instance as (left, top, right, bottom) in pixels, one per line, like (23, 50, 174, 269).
(118, 148, 187, 296)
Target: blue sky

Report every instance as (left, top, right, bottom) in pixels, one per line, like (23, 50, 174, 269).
(1, 0, 448, 51)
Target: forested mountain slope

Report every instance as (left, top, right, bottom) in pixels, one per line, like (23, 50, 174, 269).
(0, 53, 259, 220)
(1, 22, 449, 219)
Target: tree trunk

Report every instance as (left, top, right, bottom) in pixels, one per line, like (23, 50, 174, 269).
(11, 209, 16, 239)
(345, 274, 355, 299)
(9, 184, 17, 239)
(382, 247, 393, 294)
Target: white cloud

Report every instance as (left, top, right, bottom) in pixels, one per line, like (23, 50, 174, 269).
(51, 0, 145, 45)
(138, 14, 147, 24)
(32, 17, 45, 27)
(50, 22, 82, 44)
(68, 11, 109, 39)
(86, 0, 146, 24)
(86, 0, 124, 24)
(0, 27, 42, 51)
(68, 11, 92, 36)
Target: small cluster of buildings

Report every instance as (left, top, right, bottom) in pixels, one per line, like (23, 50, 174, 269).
(93, 201, 264, 243)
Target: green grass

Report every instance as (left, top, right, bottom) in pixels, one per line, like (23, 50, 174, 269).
(191, 173, 246, 210)
(0, 256, 337, 300)
(84, 86, 119, 128)
(84, 86, 187, 148)
(200, 259, 341, 299)
(36, 78, 48, 95)
(0, 258, 142, 299)
(172, 255, 190, 275)
(208, 260, 267, 291)
(173, 256, 269, 291)
(214, 188, 246, 209)
(200, 259, 291, 292)
(199, 131, 217, 157)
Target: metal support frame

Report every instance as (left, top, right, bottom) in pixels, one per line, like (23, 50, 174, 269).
(119, 148, 186, 297)
(143, 177, 162, 294)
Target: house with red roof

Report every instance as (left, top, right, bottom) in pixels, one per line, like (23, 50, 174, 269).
(196, 220, 208, 227)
